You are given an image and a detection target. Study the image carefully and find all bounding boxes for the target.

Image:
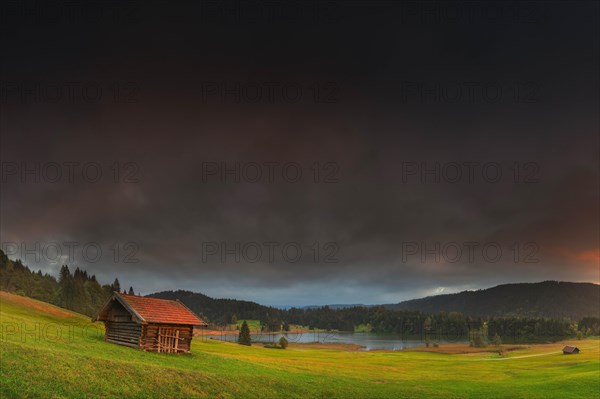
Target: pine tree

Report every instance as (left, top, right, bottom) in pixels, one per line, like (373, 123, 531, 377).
(112, 278, 121, 293)
(278, 336, 288, 349)
(57, 265, 74, 309)
(59, 265, 70, 284)
(493, 333, 502, 346)
(238, 321, 251, 346)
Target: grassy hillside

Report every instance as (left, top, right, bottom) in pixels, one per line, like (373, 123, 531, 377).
(1, 291, 599, 398)
(388, 281, 600, 320)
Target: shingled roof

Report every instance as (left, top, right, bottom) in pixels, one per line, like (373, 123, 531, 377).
(94, 292, 207, 326)
(562, 345, 580, 354)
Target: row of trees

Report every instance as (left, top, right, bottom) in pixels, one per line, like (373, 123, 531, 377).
(284, 306, 577, 342)
(148, 290, 282, 326)
(225, 305, 582, 343)
(578, 317, 600, 336)
(149, 291, 592, 343)
(388, 281, 600, 321)
(0, 250, 135, 317)
(1, 250, 595, 342)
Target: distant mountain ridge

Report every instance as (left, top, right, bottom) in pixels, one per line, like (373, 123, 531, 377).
(2, 246, 596, 327)
(148, 290, 279, 325)
(150, 281, 600, 326)
(296, 304, 369, 310)
(386, 281, 600, 320)
(148, 291, 368, 323)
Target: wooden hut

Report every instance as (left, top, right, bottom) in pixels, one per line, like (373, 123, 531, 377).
(562, 345, 580, 355)
(93, 292, 207, 353)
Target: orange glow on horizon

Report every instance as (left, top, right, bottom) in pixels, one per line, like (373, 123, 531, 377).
(575, 249, 600, 263)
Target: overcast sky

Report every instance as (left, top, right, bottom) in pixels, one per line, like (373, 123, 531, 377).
(1, 1, 598, 306)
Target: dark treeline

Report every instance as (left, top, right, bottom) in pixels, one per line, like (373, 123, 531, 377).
(153, 290, 599, 342)
(148, 289, 283, 326)
(2, 251, 598, 342)
(0, 250, 131, 317)
(284, 306, 592, 342)
(387, 281, 600, 321)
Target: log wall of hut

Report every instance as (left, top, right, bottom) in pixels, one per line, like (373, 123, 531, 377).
(140, 324, 194, 353)
(105, 321, 141, 348)
(103, 299, 142, 348)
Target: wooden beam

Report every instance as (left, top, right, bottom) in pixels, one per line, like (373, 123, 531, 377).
(106, 338, 140, 348)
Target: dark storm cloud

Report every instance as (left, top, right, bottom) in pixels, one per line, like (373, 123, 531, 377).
(1, 1, 598, 305)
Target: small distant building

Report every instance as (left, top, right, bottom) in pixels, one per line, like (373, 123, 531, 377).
(562, 345, 580, 355)
(93, 292, 207, 353)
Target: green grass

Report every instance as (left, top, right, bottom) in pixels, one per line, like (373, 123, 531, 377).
(1, 292, 599, 398)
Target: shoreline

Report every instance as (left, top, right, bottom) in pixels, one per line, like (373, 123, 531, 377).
(195, 328, 311, 336)
(194, 334, 592, 354)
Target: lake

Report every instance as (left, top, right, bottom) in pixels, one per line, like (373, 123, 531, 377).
(206, 331, 468, 351)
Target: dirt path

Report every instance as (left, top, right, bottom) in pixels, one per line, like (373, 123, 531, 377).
(489, 346, 598, 361)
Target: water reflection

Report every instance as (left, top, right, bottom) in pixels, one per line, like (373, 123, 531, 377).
(207, 331, 468, 351)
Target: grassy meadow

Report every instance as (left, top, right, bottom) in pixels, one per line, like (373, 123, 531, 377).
(1, 291, 598, 398)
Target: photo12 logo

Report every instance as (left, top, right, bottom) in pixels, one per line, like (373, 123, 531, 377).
(396, 2, 545, 24)
(399, 81, 540, 104)
(201, 241, 340, 264)
(1, 242, 140, 264)
(0, 1, 140, 25)
(197, 1, 339, 25)
(400, 161, 540, 184)
(0, 321, 102, 344)
(1, 161, 140, 184)
(199, 81, 339, 104)
(400, 241, 540, 264)
(200, 161, 340, 184)
(0, 81, 140, 104)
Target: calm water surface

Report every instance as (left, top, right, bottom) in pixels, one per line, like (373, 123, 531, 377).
(208, 331, 467, 351)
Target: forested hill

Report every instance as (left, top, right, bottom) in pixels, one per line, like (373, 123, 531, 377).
(386, 281, 600, 320)
(2, 247, 598, 326)
(148, 290, 279, 325)
(0, 249, 129, 317)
